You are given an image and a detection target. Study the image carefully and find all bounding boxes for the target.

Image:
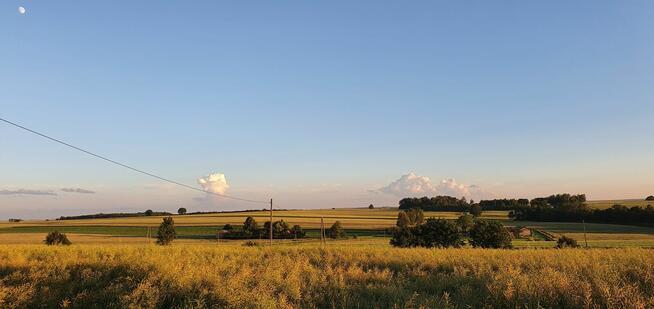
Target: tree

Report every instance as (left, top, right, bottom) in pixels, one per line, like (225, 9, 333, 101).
(646, 195, 654, 201)
(414, 218, 464, 248)
(156, 217, 176, 245)
(328, 221, 346, 239)
(291, 225, 305, 238)
(144, 209, 154, 216)
(556, 235, 579, 248)
(390, 227, 417, 248)
(222, 224, 234, 231)
(44, 231, 71, 245)
(273, 220, 290, 236)
(456, 214, 475, 235)
(406, 208, 425, 225)
(396, 212, 410, 228)
(368, 204, 375, 209)
(469, 219, 512, 248)
(243, 216, 258, 237)
(177, 207, 187, 215)
(470, 204, 482, 217)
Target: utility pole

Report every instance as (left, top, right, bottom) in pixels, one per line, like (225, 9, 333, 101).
(269, 198, 273, 245)
(321, 217, 326, 245)
(582, 220, 588, 248)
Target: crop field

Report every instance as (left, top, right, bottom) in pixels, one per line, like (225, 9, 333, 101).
(587, 199, 653, 209)
(0, 244, 652, 308)
(2, 205, 654, 248)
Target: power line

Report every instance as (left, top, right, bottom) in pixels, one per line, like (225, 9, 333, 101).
(0, 116, 268, 204)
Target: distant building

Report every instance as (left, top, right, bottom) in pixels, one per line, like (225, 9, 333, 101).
(509, 226, 532, 238)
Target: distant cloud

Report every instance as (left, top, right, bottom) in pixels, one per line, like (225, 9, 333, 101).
(198, 173, 230, 195)
(377, 173, 495, 200)
(61, 188, 96, 194)
(0, 189, 56, 196)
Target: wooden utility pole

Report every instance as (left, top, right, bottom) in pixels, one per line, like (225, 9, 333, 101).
(320, 217, 325, 245)
(269, 198, 273, 245)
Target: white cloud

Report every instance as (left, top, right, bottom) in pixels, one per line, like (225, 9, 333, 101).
(18, 6, 26, 15)
(198, 173, 230, 195)
(61, 188, 96, 194)
(377, 173, 495, 201)
(0, 189, 56, 196)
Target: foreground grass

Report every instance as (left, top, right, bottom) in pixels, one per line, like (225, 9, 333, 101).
(0, 245, 652, 308)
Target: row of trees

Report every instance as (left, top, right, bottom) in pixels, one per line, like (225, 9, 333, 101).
(220, 217, 307, 240)
(391, 210, 513, 248)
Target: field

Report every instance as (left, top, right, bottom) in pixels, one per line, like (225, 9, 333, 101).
(587, 199, 653, 209)
(0, 244, 652, 308)
(2, 205, 654, 248)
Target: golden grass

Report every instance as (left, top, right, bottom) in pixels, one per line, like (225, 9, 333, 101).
(0, 244, 652, 308)
(587, 199, 653, 209)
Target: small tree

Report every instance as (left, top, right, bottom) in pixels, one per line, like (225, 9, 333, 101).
(396, 212, 410, 228)
(406, 208, 425, 225)
(291, 225, 305, 239)
(556, 235, 579, 248)
(177, 207, 187, 215)
(273, 220, 290, 236)
(243, 216, 258, 237)
(646, 195, 654, 201)
(456, 214, 475, 235)
(222, 223, 234, 231)
(368, 204, 375, 209)
(156, 217, 176, 245)
(415, 218, 464, 248)
(470, 204, 482, 217)
(328, 221, 346, 239)
(44, 231, 71, 245)
(390, 227, 417, 247)
(144, 209, 154, 216)
(469, 219, 512, 248)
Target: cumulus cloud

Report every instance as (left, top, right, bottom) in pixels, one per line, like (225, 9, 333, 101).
(377, 173, 495, 200)
(198, 173, 230, 195)
(61, 188, 96, 194)
(0, 189, 56, 196)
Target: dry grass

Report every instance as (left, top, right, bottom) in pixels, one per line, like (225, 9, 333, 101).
(0, 244, 652, 308)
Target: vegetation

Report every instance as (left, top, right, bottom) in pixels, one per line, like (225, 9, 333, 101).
(469, 219, 513, 248)
(8, 218, 22, 222)
(647, 195, 654, 201)
(145, 209, 154, 216)
(57, 210, 172, 220)
(327, 221, 346, 239)
(391, 218, 463, 248)
(44, 231, 71, 245)
(368, 204, 374, 209)
(479, 198, 530, 210)
(557, 235, 580, 248)
(156, 217, 176, 245)
(0, 245, 651, 308)
(177, 207, 187, 215)
(470, 203, 482, 217)
(399, 196, 470, 211)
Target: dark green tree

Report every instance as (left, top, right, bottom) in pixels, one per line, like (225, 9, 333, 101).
(273, 220, 290, 236)
(144, 209, 154, 216)
(414, 218, 464, 248)
(156, 216, 176, 245)
(456, 213, 475, 235)
(390, 227, 417, 247)
(222, 223, 234, 231)
(646, 195, 654, 201)
(328, 221, 346, 239)
(406, 208, 425, 225)
(177, 207, 187, 215)
(243, 216, 258, 237)
(291, 225, 305, 238)
(44, 231, 71, 245)
(368, 204, 375, 209)
(469, 219, 512, 248)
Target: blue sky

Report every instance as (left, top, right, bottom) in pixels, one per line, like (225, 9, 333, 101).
(1, 1, 653, 218)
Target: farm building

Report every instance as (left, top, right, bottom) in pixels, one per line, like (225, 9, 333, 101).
(508, 226, 532, 238)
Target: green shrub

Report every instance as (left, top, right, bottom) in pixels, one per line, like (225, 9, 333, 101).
(44, 231, 71, 245)
(328, 221, 346, 239)
(156, 217, 176, 245)
(469, 219, 512, 248)
(556, 235, 579, 248)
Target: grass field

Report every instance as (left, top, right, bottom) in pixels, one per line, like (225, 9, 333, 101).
(0, 244, 652, 308)
(587, 199, 653, 209)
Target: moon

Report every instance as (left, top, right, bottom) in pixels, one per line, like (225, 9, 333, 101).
(18, 6, 26, 15)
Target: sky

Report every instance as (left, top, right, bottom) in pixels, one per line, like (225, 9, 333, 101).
(1, 1, 653, 219)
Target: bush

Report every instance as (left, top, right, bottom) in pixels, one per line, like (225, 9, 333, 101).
(390, 227, 418, 247)
(415, 218, 464, 248)
(328, 221, 346, 239)
(556, 235, 579, 248)
(291, 225, 305, 238)
(144, 209, 154, 216)
(177, 207, 187, 215)
(470, 204, 482, 217)
(44, 231, 71, 246)
(222, 224, 234, 231)
(368, 204, 374, 209)
(646, 195, 654, 201)
(243, 216, 258, 237)
(469, 219, 512, 248)
(456, 214, 475, 234)
(156, 217, 176, 245)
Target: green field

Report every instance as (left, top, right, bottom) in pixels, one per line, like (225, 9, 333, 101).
(587, 199, 653, 209)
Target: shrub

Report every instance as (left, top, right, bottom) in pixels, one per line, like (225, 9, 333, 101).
(556, 235, 579, 248)
(44, 231, 71, 245)
(456, 214, 475, 234)
(222, 224, 234, 231)
(177, 207, 187, 215)
(390, 227, 417, 247)
(646, 195, 654, 201)
(291, 225, 305, 238)
(243, 216, 258, 237)
(156, 217, 176, 245)
(144, 209, 154, 216)
(469, 219, 512, 248)
(415, 218, 464, 248)
(396, 212, 410, 228)
(368, 204, 375, 209)
(328, 221, 346, 239)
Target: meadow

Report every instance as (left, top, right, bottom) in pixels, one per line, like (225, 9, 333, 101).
(0, 244, 652, 308)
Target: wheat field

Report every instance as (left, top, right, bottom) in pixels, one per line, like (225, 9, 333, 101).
(0, 244, 652, 308)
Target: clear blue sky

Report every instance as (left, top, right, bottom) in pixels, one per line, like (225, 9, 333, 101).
(1, 1, 653, 218)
